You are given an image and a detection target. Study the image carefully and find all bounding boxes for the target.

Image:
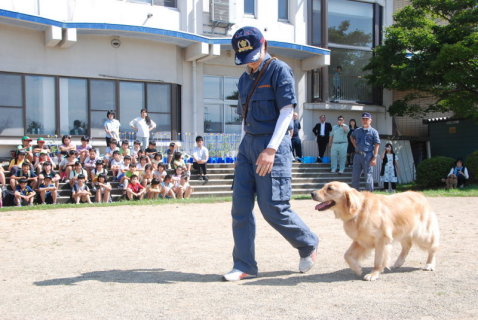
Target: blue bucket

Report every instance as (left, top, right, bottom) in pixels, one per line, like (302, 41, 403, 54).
(321, 156, 331, 163)
(217, 157, 224, 163)
(302, 156, 316, 164)
(225, 157, 233, 163)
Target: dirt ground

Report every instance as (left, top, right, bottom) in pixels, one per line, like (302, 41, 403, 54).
(0, 197, 477, 320)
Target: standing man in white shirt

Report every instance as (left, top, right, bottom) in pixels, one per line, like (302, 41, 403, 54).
(129, 109, 156, 148)
(192, 136, 209, 182)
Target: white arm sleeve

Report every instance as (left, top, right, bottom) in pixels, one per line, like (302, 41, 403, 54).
(267, 105, 294, 151)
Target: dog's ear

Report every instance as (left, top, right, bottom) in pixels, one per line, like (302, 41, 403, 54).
(345, 189, 361, 216)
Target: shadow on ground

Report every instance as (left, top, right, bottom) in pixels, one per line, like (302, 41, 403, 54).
(33, 269, 294, 286)
(33, 267, 422, 287)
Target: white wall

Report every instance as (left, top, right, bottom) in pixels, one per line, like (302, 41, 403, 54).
(0, 24, 182, 84)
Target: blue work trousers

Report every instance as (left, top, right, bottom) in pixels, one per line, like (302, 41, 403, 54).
(231, 134, 318, 275)
(352, 152, 375, 191)
(330, 142, 347, 173)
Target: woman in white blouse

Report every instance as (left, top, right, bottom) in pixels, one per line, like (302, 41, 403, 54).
(129, 109, 157, 148)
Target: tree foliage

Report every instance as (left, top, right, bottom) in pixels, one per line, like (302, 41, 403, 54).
(365, 0, 478, 118)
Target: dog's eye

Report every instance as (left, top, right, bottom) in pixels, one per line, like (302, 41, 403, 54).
(327, 186, 333, 191)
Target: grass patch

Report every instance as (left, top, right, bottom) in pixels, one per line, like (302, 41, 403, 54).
(0, 197, 232, 213)
(2, 185, 477, 212)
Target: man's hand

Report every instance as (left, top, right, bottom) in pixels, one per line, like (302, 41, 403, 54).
(256, 148, 276, 176)
(370, 157, 377, 167)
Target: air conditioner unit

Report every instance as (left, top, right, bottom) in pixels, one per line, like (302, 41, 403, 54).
(210, 0, 236, 24)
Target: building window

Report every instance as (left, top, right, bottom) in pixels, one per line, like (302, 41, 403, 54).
(244, 0, 255, 16)
(90, 79, 117, 138)
(0, 72, 178, 138)
(309, 0, 381, 104)
(147, 83, 172, 131)
(329, 48, 373, 103)
(119, 81, 145, 132)
(203, 76, 241, 134)
(25, 76, 56, 135)
(59, 78, 88, 136)
(152, 0, 176, 8)
(0, 73, 23, 136)
(310, 0, 321, 46)
(328, 0, 373, 48)
(278, 0, 289, 20)
(125, 0, 177, 7)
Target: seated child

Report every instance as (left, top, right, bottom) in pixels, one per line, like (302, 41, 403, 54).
(145, 141, 158, 158)
(141, 164, 154, 187)
(146, 178, 162, 200)
(153, 163, 167, 182)
(120, 140, 131, 157)
(38, 175, 57, 205)
(11, 162, 38, 190)
(171, 166, 184, 188)
(160, 174, 175, 199)
(94, 173, 112, 203)
(151, 152, 163, 170)
(14, 178, 36, 207)
(104, 139, 120, 162)
(76, 135, 92, 163)
(39, 161, 61, 188)
(72, 174, 92, 204)
(136, 155, 149, 172)
(59, 150, 78, 182)
(34, 151, 52, 174)
(131, 140, 142, 164)
(90, 160, 109, 183)
(69, 161, 88, 188)
(117, 155, 131, 182)
(178, 174, 193, 199)
(84, 148, 100, 177)
(121, 163, 139, 190)
(126, 174, 145, 200)
(172, 152, 191, 175)
(110, 150, 123, 177)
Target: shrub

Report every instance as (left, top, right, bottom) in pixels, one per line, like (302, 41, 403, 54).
(416, 156, 455, 188)
(465, 150, 478, 182)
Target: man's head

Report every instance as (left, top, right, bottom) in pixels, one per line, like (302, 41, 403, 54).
(293, 112, 299, 120)
(196, 136, 204, 146)
(361, 112, 372, 128)
(337, 115, 344, 124)
(320, 115, 326, 123)
(231, 26, 266, 66)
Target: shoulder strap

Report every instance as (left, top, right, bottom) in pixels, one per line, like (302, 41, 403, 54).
(242, 57, 277, 120)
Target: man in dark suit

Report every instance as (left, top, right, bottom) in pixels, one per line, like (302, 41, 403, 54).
(312, 115, 332, 162)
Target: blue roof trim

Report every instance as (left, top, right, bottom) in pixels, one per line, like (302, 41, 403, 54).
(0, 9, 330, 56)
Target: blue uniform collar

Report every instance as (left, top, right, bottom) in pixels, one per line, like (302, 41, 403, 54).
(246, 53, 272, 75)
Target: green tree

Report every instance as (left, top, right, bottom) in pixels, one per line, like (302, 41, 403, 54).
(365, 0, 478, 118)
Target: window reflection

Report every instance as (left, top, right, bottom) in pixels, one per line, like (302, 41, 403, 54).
(60, 78, 88, 135)
(204, 104, 223, 133)
(329, 49, 373, 103)
(120, 81, 145, 132)
(25, 76, 56, 135)
(0, 73, 22, 107)
(90, 80, 116, 111)
(0, 108, 23, 136)
(328, 0, 373, 47)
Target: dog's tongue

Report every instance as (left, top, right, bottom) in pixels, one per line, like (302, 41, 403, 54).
(315, 201, 334, 211)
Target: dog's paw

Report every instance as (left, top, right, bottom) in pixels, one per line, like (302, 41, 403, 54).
(363, 272, 380, 281)
(423, 263, 435, 271)
(393, 259, 405, 269)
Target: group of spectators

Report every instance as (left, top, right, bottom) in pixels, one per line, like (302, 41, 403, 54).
(1, 133, 210, 207)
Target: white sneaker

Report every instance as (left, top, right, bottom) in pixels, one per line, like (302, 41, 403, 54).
(223, 269, 257, 281)
(299, 249, 317, 273)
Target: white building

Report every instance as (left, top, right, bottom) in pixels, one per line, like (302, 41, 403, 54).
(0, 0, 394, 156)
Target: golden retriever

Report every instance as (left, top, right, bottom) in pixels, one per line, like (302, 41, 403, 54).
(311, 182, 440, 281)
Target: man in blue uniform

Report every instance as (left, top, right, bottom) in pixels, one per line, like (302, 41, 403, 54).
(350, 112, 380, 191)
(223, 26, 318, 281)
